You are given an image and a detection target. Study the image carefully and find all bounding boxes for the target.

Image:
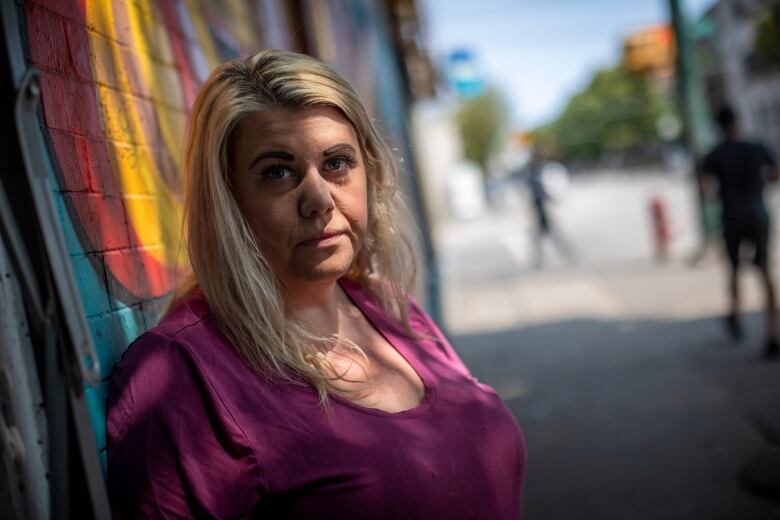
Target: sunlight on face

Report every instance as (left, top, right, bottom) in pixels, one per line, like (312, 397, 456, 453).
(230, 106, 369, 292)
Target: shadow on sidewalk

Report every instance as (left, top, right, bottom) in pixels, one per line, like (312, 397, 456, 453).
(451, 312, 780, 520)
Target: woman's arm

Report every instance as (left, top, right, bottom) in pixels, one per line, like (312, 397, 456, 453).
(106, 332, 263, 519)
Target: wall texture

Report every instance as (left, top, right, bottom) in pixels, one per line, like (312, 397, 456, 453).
(19, 0, 417, 470)
(24, 0, 273, 470)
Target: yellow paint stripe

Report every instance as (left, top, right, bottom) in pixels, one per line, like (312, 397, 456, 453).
(85, 0, 185, 268)
(126, 0, 185, 167)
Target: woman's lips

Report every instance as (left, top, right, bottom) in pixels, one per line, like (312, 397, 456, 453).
(298, 232, 345, 247)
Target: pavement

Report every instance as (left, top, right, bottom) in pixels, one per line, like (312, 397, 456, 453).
(436, 171, 780, 519)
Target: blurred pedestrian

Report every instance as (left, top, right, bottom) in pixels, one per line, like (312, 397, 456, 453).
(702, 104, 780, 357)
(524, 152, 576, 268)
(105, 50, 525, 518)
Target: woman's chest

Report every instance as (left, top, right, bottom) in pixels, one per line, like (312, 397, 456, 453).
(243, 377, 525, 518)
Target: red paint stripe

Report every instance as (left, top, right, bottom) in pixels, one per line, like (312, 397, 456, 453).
(28, 2, 181, 300)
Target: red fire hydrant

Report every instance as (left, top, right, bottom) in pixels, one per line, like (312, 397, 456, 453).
(649, 195, 670, 261)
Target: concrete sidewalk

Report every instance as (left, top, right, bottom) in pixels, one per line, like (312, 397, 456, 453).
(437, 173, 780, 518)
(453, 311, 780, 519)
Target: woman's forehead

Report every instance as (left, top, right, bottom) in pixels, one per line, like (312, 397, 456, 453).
(245, 106, 351, 131)
(235, 107, 358, 147)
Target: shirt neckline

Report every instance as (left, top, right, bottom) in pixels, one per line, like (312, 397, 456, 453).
(331, 278, 436, 419)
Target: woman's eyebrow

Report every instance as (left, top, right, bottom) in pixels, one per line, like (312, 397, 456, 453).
(323, 144, 356, 156)
(249, 150, 294, 169)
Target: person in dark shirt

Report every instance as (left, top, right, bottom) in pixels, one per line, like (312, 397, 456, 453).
(702, 105, 780, 357)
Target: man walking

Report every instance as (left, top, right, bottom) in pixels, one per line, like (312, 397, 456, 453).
(703, 105, 779, 357)
(524, 153, 575, 268)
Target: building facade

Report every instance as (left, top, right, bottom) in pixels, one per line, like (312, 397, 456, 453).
(702, 0, 780, 155)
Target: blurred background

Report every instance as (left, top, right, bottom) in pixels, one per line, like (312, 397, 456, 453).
(421, 0, 780, 518)
(2, 0, 780, 518)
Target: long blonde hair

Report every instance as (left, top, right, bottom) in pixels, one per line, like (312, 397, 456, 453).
(179, 49, 417, 404)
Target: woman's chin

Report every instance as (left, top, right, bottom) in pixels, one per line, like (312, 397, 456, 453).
(292, 257, 354, 284)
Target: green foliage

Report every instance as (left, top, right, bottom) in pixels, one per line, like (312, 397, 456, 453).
(754, 3, 780, 68)
(533, 65, 676, 163)
(455, 89, 509, 173)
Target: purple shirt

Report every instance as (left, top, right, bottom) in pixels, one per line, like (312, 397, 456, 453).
(106, 278, 525, 518)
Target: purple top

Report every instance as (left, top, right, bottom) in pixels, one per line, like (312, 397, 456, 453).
(106, 278, 525, 518)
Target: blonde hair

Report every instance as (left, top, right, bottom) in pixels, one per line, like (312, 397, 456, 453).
(179, 49, 417, 405)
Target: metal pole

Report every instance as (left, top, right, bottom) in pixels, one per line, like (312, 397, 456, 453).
(667, 0, 716, 259)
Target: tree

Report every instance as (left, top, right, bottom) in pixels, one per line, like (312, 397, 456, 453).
(754, 2, 780, 69)
(455, 88, 509, 175)
(533, 65, 677, 164)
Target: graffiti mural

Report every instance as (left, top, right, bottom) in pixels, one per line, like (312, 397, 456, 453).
(27, 0, 263, 308)
(23, 0, 272, 464)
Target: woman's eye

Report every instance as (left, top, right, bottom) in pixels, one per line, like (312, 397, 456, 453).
(325, 156, 355, 173)
(261, 164, 294, 181)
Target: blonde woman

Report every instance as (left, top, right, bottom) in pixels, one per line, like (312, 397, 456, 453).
(106, 50, 525, 519)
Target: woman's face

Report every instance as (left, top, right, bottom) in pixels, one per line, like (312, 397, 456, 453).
(230, 106, 369, 292)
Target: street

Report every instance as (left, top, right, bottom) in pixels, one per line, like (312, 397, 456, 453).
(437, 171, 780, 519)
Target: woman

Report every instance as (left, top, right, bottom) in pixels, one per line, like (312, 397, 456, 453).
(106, 49, 525, 519)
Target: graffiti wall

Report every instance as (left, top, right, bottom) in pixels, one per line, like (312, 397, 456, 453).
(20, 0, 418, 468)
(23, 0, 290, 468)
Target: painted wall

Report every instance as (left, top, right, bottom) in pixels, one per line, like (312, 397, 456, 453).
(23, 0, 275, 470)
(19, 0, 419, 470)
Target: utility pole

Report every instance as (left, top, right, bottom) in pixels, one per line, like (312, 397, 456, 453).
(667, 0, 716, 261)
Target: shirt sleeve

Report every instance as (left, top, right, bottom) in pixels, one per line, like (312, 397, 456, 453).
(106, 332, 263, 519)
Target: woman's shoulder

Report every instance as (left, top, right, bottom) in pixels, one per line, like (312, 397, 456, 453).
(107, 290, 268, 448)
(109, 290, 240, 410)
(122, 288, 227, 360)
(109, 299, 213, 406)
(339, 276, 460, 359)
(106, 293, 264, 517)
(339, 276, 434, 332)
(151, 287, 213, 338)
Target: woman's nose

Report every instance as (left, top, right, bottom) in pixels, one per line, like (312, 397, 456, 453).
(298, 168, 335, 218)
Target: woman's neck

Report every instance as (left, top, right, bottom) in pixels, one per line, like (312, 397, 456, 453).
(288, 280, 347, 336)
